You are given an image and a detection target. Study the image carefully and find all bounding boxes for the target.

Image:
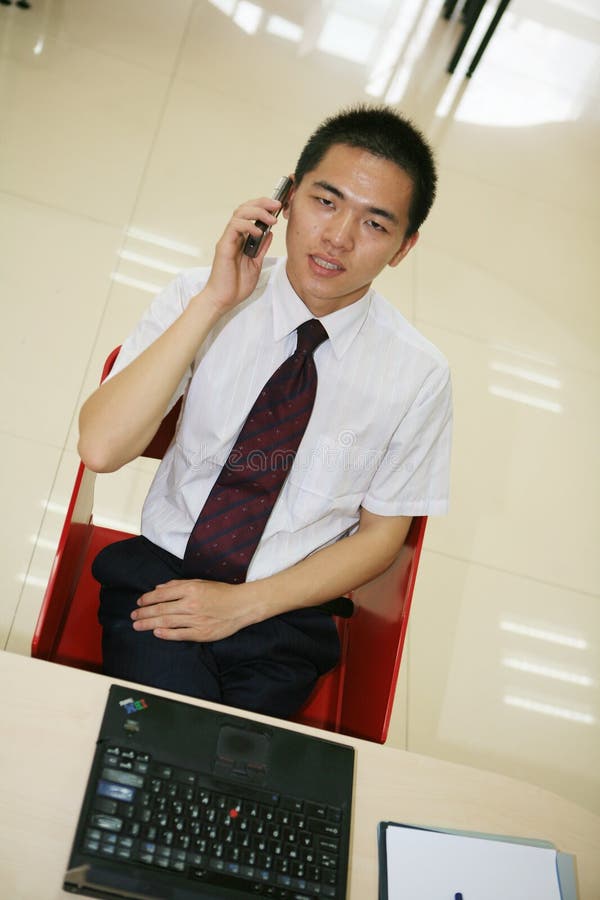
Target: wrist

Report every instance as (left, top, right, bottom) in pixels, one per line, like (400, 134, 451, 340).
(186, 286, 228, 326)
(236, 579, 271, 626)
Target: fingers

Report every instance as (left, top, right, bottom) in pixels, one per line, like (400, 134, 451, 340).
(224, 198, 282, 245)
(129, 579, 245, 642)
(152, 627, 190, 641)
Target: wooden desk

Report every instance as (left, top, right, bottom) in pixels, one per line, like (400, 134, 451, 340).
(1, 650, 599, 899)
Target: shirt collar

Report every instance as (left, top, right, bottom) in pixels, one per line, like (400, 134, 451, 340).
(269, 257, 371, 359)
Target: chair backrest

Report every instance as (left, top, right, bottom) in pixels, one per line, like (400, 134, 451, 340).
(32, 349, 426, 743)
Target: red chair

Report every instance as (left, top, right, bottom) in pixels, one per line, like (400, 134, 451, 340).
(32, 349, 426, 743)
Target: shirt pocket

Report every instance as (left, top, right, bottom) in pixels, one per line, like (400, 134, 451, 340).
(283, 435, 380, 529)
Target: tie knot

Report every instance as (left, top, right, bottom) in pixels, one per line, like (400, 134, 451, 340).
(296, 319, 328, 354)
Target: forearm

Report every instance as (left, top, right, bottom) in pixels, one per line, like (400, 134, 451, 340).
(78, 196, 282, 474)
(241, 511, 412, 623)
(78, 292, 222, 472)
(131, 511, 412, 643)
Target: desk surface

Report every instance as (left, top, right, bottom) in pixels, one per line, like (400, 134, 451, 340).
(1, 650, 599, 899)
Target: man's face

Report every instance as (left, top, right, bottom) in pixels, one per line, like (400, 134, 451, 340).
(283, 143, 419, 316)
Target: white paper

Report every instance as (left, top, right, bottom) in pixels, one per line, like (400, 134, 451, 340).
(384, 825, 561, 900)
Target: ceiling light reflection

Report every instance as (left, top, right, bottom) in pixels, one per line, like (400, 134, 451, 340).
(437, 8, 599, 127)
(488, 384, 563, 414)
(500, 620, 587, 649)
(18, 573, 48, 589)
(490, 343, 559, 367)
(208, 0, 236, 15)
(233, 1, 263, 35)
(365, 0, 422, 97)
(384, 0, 441, 104)
(503, 657, 593, 686)
(42, 500, 67, 515)
(29, 535, 58, 551)
(436, 1, 498, 118)
(489, 361, 562, 390)
(266, 15, 303, 42)
(119, 250, 181, 275)
(504, 694, 594, 724)
(111, 273, 162, 295)
(126, 228, 199, 258)
(318, 13, 378, 65)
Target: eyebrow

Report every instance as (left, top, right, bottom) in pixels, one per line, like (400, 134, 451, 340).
(312, 179, 400, 226)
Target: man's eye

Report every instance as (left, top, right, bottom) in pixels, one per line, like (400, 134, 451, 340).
(316, 197, 334, 207)
(367, 220, 386, 232)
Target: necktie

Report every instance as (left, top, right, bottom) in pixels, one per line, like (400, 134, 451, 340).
(182, 319, 329, 583)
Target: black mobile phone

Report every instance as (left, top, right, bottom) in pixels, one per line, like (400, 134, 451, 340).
(243, 176, 293, 258)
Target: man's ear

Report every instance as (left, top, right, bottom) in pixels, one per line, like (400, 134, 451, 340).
(282, 174, 296, 220)
(388, 230, 419, 268)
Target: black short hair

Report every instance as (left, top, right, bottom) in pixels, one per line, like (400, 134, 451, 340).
(294, 105, 437, 237)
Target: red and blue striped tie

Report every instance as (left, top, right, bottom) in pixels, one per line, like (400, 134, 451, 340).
(182, 319, 329, 583)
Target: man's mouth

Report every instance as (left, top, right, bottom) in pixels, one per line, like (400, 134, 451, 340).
(310, 255, 344, 272)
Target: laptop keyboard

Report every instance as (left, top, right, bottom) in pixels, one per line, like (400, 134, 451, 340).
(80, 744, 345, 899)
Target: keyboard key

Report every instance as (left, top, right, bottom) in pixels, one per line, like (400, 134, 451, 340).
(91, 814, 123, 833)
(94, 797, 118, 816)
(97, 779, 136, 803)
(308, 819, 341, 839)
(175, 769, 196, 786)
(101, 767, 144, 789)
(282, 796, 304, 813)
(306, 802, 327, 819)
(317, 837, 339, 853)
(208, 857, 225, 873)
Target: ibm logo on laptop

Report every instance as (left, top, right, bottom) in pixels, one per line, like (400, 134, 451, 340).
(119, 696, 148, 715)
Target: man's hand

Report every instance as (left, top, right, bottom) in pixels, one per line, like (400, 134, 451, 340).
(202, 196, 284, 315)
(130, 579, 256, 642)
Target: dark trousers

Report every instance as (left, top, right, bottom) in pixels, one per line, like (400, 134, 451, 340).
(93, 536, 340, 719)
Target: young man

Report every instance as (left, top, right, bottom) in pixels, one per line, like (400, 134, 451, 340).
(79, 105, 452, 718)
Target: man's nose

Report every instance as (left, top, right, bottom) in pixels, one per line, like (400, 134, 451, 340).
(322, 211, 354, 250)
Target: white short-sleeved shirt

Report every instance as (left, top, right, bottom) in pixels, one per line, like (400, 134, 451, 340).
(110, 257, 452, 580)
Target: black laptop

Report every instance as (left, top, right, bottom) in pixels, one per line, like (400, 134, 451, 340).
(63, 685, 355, 899)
